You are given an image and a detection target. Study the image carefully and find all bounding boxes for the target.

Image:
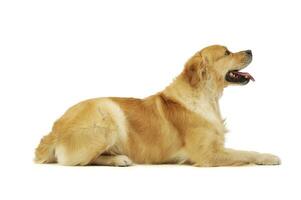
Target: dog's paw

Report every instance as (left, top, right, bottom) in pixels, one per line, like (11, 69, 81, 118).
(113, 155, 134, 167)
(255, 153, 281, 165)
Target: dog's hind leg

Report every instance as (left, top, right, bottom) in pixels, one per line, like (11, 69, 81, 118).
(52, 99, 124, 166)
(55, 128, 115, 166)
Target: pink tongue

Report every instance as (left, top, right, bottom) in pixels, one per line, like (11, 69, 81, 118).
(233, 71, 255, 81)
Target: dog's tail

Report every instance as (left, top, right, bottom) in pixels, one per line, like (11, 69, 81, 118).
(34, 132, 57, 163)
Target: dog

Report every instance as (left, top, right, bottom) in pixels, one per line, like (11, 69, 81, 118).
(35, 45, 281, 167)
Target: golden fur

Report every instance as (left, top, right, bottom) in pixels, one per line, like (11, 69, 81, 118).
(35, 45, 280, 167)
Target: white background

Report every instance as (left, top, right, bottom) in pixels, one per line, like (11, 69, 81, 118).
(0, 0, 300, 199)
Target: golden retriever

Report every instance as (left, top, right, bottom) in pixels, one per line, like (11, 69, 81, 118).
(35, 45, 280, 167)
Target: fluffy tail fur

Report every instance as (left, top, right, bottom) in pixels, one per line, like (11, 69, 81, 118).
(35, 132, 57, 163)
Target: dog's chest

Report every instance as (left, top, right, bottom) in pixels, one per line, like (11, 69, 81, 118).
(186, 97, 222, 125)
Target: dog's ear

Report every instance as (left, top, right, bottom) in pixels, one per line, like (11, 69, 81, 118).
(183, 55, 207, 87)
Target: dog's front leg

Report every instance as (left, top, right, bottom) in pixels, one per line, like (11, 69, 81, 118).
(185, 129, 281, 167)
(198, 148, 281, 167)
(189, 148, 281, 167)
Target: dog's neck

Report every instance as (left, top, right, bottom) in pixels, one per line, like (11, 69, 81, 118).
(163, 75, 224, 125)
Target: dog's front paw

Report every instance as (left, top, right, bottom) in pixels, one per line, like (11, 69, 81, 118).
(255, 153, 281, 165)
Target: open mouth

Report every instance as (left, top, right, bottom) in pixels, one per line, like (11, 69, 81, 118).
(225, 70, 255, 84)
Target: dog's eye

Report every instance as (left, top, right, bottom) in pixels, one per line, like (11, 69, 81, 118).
(224, 50, 231, 56)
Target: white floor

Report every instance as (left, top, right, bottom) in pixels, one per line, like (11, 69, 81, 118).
(1, 160, 298, 200)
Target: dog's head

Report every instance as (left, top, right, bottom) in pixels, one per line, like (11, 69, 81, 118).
(183, 45, 254, 88)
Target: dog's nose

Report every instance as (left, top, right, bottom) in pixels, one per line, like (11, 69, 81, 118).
(245, 50, 252, 56)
